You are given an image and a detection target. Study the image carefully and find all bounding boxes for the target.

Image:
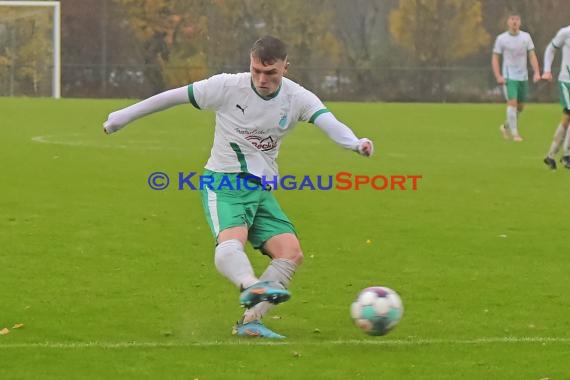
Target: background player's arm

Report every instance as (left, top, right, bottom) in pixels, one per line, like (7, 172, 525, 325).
(542, 43, 558, 81)
(528, 50, 541, 82)
(313, 112, 374, 157)
(491, 53, 504, 84)
(103, 86, 189, 134)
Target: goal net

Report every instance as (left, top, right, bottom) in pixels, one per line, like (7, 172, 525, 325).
(0, 1, 60, 98)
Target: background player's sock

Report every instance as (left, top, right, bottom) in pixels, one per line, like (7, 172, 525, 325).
(547, 124, 566, 158)
(562, 125, 570, 157)
(507, 106, 519, 136)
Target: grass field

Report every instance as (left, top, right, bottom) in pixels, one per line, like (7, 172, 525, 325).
(1, 97, 570, 379)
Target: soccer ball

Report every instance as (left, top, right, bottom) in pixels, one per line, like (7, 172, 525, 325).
(350, 286, 403, 336)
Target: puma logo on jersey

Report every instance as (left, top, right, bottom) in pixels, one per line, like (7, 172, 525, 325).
(236, 104, 247, 114)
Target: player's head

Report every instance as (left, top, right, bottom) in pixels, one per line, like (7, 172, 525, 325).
(250, 36, 289, 97)
(506, 11, 521, 33)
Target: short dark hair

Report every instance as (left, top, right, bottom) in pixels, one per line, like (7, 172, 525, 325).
(508, 10, 521, 17)
(250, 36, 288, 65)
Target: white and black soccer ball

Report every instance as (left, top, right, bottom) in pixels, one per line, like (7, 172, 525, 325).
(350, 286, 403, 336)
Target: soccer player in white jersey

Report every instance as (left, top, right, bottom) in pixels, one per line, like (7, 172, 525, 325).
(102, 36, 374, 338)
(542, 25, 570, 170)
(492, 12, 541, 142)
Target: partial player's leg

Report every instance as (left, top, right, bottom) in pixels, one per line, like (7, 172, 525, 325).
(512, 102, 524, 142)
(234, 233, 301, 338)
(513, 81, 529, 142)
(215, 229, 289, 339)
(501, 80, 524, 141)
(200, 172, 260, 290)
(242, 233, 301, 314)
(544, 120, 567, 170)
(215, 227, 258, 289)
(499, 82, 512, 140)
(200, 172, 288, 338)
(239, 190, 299, 307)
(234, 192, 301, 338)
(201, 172, 289, 298)
(506, 98, 521, 141)
(558, 82, 570, 168)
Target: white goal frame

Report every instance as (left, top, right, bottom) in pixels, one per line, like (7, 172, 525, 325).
(0, 1, 61, 98)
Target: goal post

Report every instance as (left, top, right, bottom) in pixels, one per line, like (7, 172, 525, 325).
(0, 1, 61, 98)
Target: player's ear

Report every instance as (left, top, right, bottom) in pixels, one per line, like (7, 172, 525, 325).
(284, 60, 290, 73)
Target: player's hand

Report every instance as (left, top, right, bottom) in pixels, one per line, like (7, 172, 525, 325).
(102, 111, 126, 135)
(542, 72, 553, 82)
(533, 72, 541, 83)
(357, 138, 374, 157)
(495, 76, 505, 85)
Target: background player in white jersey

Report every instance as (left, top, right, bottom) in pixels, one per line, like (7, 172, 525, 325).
(492, 12, 541, 142)
(542, 25, 570, 170)
(102, 36, 374, 338)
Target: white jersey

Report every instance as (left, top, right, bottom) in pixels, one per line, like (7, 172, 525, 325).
(550, 26, 570, 83)
(189, 73, 327, 178)
(493, 31, 535, 80)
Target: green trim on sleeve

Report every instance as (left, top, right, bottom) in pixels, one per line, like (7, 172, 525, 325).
(308, 108, 330, 124)
(187, 84, 201, 109)
(230, 143, 248, 173)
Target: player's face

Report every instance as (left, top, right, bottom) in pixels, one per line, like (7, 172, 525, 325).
(250, 55, 288, 97)
(507, 15, 521, 32)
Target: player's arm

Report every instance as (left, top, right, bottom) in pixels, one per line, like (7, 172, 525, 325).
(103, 86, 189, 134)
(312, 112, 374, 157)
(528, 50, 541, 82)
(542, 42, 558, 81)
(542, 28, 566, 81)
(491, 53, 504, 84)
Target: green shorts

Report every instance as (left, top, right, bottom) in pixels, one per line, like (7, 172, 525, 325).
(558, 81, 570, 111)
(199, 170, 296, 249)
(503, 79, 529, 102)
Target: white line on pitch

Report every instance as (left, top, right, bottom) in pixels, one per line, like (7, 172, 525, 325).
(1, 337, 569, 349)
(30, 135, 188, 152)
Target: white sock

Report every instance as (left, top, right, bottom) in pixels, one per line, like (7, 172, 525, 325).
(259, 258, 297, 288)
(563, 125, 570, 156)
(507, 106, 518, 136)
(547, 124, 566, 158)
(214, 239, 258, 289)
(242, 258, 297, 323)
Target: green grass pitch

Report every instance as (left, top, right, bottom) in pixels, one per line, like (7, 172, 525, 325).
(1, 97, 570, 379)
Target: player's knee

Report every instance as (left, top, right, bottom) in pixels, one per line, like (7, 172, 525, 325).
(290, 247, 304, 265)
(273, 245, 303, 264)
(263, 233, 304, 264)
(281, 246, 304, 265)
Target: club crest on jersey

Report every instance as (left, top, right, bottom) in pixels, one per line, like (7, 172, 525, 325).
(278, 113, 288, 129)
(246, 135, 278, 151)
